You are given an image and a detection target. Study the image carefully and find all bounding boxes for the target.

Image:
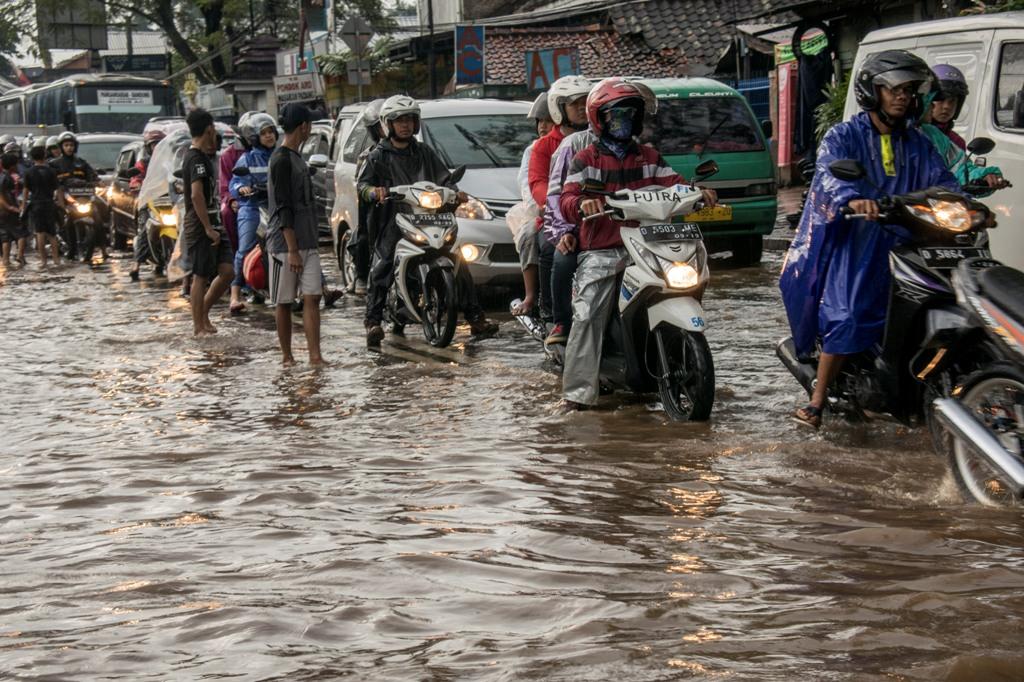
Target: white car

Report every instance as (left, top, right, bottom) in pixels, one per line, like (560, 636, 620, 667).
(328, 98, 534, 288)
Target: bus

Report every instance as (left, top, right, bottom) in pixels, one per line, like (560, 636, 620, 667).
(0, 74, 178, 134)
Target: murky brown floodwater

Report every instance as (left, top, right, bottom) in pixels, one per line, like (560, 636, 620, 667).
(2, 250, 1023, 681)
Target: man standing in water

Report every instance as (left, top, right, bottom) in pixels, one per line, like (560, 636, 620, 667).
(267, 103, 325, 366)
(181, 108, 234, 336)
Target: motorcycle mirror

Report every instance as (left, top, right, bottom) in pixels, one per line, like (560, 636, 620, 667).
(966, 137, 995, 156)
(172, 168, 184, 179)
(448, 165, 467, 184)
(828, 159, 866, 181)
(694, 160, 719, 181)
(232, 166, 250, 177)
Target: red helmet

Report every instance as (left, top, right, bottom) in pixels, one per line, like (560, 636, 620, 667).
(586, 78, 657, 137)
(143, 127, 167, 146)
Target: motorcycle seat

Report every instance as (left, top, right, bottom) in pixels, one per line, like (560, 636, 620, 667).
(978, 265, 1024, 325)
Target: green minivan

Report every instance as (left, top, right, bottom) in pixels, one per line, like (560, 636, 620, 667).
(638, 78, 777, 266)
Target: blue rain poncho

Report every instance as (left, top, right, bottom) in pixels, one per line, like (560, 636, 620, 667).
(780, 112, 959, 358)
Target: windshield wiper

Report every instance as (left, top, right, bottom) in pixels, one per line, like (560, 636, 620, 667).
(453, 123, 501, 167)
(696, 114, 729, 159)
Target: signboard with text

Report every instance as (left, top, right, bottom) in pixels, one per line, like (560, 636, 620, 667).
(526, 48, 580, 89)
(103, 54, 168, 74)
(97, 90, 154, 106)
(455, 25, 485, 85)
(274, 73, 323, 105)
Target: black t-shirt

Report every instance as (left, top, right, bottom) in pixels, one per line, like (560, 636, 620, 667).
(23, 164, 59, 205)
(181, 146, 220, 244)
(0, 172, 16, 226)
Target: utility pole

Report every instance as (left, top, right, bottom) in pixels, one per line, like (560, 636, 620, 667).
(427, 0, 437, 98)
(249, 0, 256, 35)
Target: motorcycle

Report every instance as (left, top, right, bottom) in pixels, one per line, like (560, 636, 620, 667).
(62, 180, 107, 262)
(932, 256, 1024, 507)
(776, 157, 996, 426)
(381, 167, 466, 348)
(515, 160, 721, 421)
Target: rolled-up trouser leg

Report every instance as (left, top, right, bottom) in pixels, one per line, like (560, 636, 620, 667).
(562, 248, 626, 405)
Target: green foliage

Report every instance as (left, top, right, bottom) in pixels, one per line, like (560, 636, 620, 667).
(962, 0, 1024, 13)
(316, 38, 395, 77)
(815, 71, 851, 144)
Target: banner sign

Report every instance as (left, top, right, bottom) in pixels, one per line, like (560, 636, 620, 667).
(455, 25, 485, 85)
(97, 90, 154, 106)
(525, 48, 579, 90)
(274, 73, 323, 105)
(103, 54, 168, 73)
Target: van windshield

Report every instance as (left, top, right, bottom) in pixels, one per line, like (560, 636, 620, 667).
(643, 96, 764, 156)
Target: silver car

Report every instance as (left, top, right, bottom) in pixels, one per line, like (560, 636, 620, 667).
(329, 98, 534, 288)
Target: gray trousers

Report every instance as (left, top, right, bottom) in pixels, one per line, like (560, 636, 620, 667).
(562, 247, 627, 405)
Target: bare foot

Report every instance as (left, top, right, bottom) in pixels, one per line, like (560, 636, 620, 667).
(309, 356, 328, 367)
(194, 327, 215, 337)
(202, 321, 218, 334)
(282, 354, 296, 366)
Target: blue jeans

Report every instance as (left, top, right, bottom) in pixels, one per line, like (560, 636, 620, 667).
(233, 204, 261, 287)
(537, 231, 555, 321)
(552, 247, 578, 329)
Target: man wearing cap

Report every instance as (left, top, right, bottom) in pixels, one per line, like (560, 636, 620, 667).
(267, 103, 325, 366)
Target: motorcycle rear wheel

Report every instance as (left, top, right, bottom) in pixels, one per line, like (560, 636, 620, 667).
(950, 367, 1024, 507)
(338, 230, 356, 290)
(421, 269, 458, 348)
(657, 329, 715, 422)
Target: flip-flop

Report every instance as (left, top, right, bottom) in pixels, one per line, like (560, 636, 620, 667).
(792, 404, 823, 430)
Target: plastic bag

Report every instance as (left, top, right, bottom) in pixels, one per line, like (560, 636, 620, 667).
(166, 237, 185, 282)
(505, 200, 539, 241)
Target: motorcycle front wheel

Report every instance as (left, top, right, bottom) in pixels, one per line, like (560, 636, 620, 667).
(338, 230, 357, 290)
(950, 366, 1024, 507)
(657, 329, 715, 422)
(421, 268, 458, 348)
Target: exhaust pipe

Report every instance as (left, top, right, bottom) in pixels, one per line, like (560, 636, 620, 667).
(775, 337, 816, 395)
(934, 398, 1024, 496)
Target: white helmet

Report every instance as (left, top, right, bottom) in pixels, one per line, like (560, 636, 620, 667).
(547, 76, 592, 125)
(379, 95, 421, 138)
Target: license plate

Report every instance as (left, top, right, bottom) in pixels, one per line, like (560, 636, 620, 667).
(638, 222, 702, 242)
(412, 213, 456, 227)
(683, 205, 732, 222)
(918, 246, 989, 268)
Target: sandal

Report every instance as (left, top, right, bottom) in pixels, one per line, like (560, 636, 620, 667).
(793, 404, 823, 430)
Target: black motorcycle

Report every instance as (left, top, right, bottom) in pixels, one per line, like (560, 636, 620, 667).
(62, 180, 108, 262)
(776, 158, 995, 426)
(932, 257, 1024, 506)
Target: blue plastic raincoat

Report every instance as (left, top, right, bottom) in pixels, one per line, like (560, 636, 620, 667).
(780, 112, 959, 358)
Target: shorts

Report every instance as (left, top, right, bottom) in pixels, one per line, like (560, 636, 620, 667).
(268, 249, 323, 305)
(515, 223, 539, 269)
(0, 220, 25, 242)
(185, 231, 233, 280)
(28, 203, 58, 235)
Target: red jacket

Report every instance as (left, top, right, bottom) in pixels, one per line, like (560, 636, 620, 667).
(527, 126, 566, 207)
(560, 140, 684, 251)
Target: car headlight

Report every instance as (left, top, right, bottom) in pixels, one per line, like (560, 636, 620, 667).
(417, 191, 443, 210)
(455, 196, 493, 220)
(907, 198, 972, 233)
(746, 182, 777, 196)
(74, 202, 91, 214)
(664, 263, 700, 289)
(160, 211, 177, 226)
(460, 243, 482, 262)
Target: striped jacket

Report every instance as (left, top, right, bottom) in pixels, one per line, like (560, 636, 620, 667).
(560, 140, 683, 251)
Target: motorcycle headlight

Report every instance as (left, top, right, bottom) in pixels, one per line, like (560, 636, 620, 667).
(629, 237, 704, 290)
(460, 243, 482, 262)
(907, 198, 972, 233)
(160, 211, 177, 226)
(455, 196, 493, 221)
(664, 263, 700, 289)
(417, 191, 443, 210)
(74, 202, 90, 214)
(400, 225, 428, 244)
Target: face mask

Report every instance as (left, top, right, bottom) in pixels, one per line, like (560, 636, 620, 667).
(604, 106, 636, 141)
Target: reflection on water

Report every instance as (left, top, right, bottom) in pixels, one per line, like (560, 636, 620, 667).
(1, 253, 1022, 680)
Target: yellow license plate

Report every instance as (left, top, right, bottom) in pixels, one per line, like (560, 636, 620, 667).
(683, 205, 733, 222)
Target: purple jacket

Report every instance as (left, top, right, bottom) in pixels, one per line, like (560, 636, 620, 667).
(543, 130, 595, 243)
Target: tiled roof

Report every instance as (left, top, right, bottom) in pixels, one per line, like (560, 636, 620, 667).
(608, 0, 796, 73)
(484, 27, 689, 84)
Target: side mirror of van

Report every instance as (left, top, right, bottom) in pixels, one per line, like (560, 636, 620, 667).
(760, 119, 773, 140)
(967, 137, 995, 155)
(308, 153, 329, 168)
(694, 159, 719, 181)
(828, 159, 866, 181)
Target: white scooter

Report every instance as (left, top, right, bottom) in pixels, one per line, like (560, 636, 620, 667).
(516, 160, 720, 421)
(384, 167, 466, 348)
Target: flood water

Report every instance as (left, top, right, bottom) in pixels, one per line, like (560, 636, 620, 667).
(2, 251, 1023, 681)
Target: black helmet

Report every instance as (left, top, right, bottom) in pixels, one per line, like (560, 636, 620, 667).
(57, 131, 78, 154)
(854, 50, 935, 124)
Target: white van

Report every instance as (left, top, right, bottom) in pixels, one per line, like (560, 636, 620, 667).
(843, 12, 1024, 269)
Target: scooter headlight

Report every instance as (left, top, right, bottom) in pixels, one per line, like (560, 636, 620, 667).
(417, 191, 443, 210)
(664, 263, 700, 289)
(160, 211, 177, 226)
(906, 198, 972, 233)
(460, 243, 482, 262)
(74, 201, 91, 215)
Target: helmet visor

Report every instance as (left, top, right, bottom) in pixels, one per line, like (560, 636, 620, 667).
(874, 69, 931, 94)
